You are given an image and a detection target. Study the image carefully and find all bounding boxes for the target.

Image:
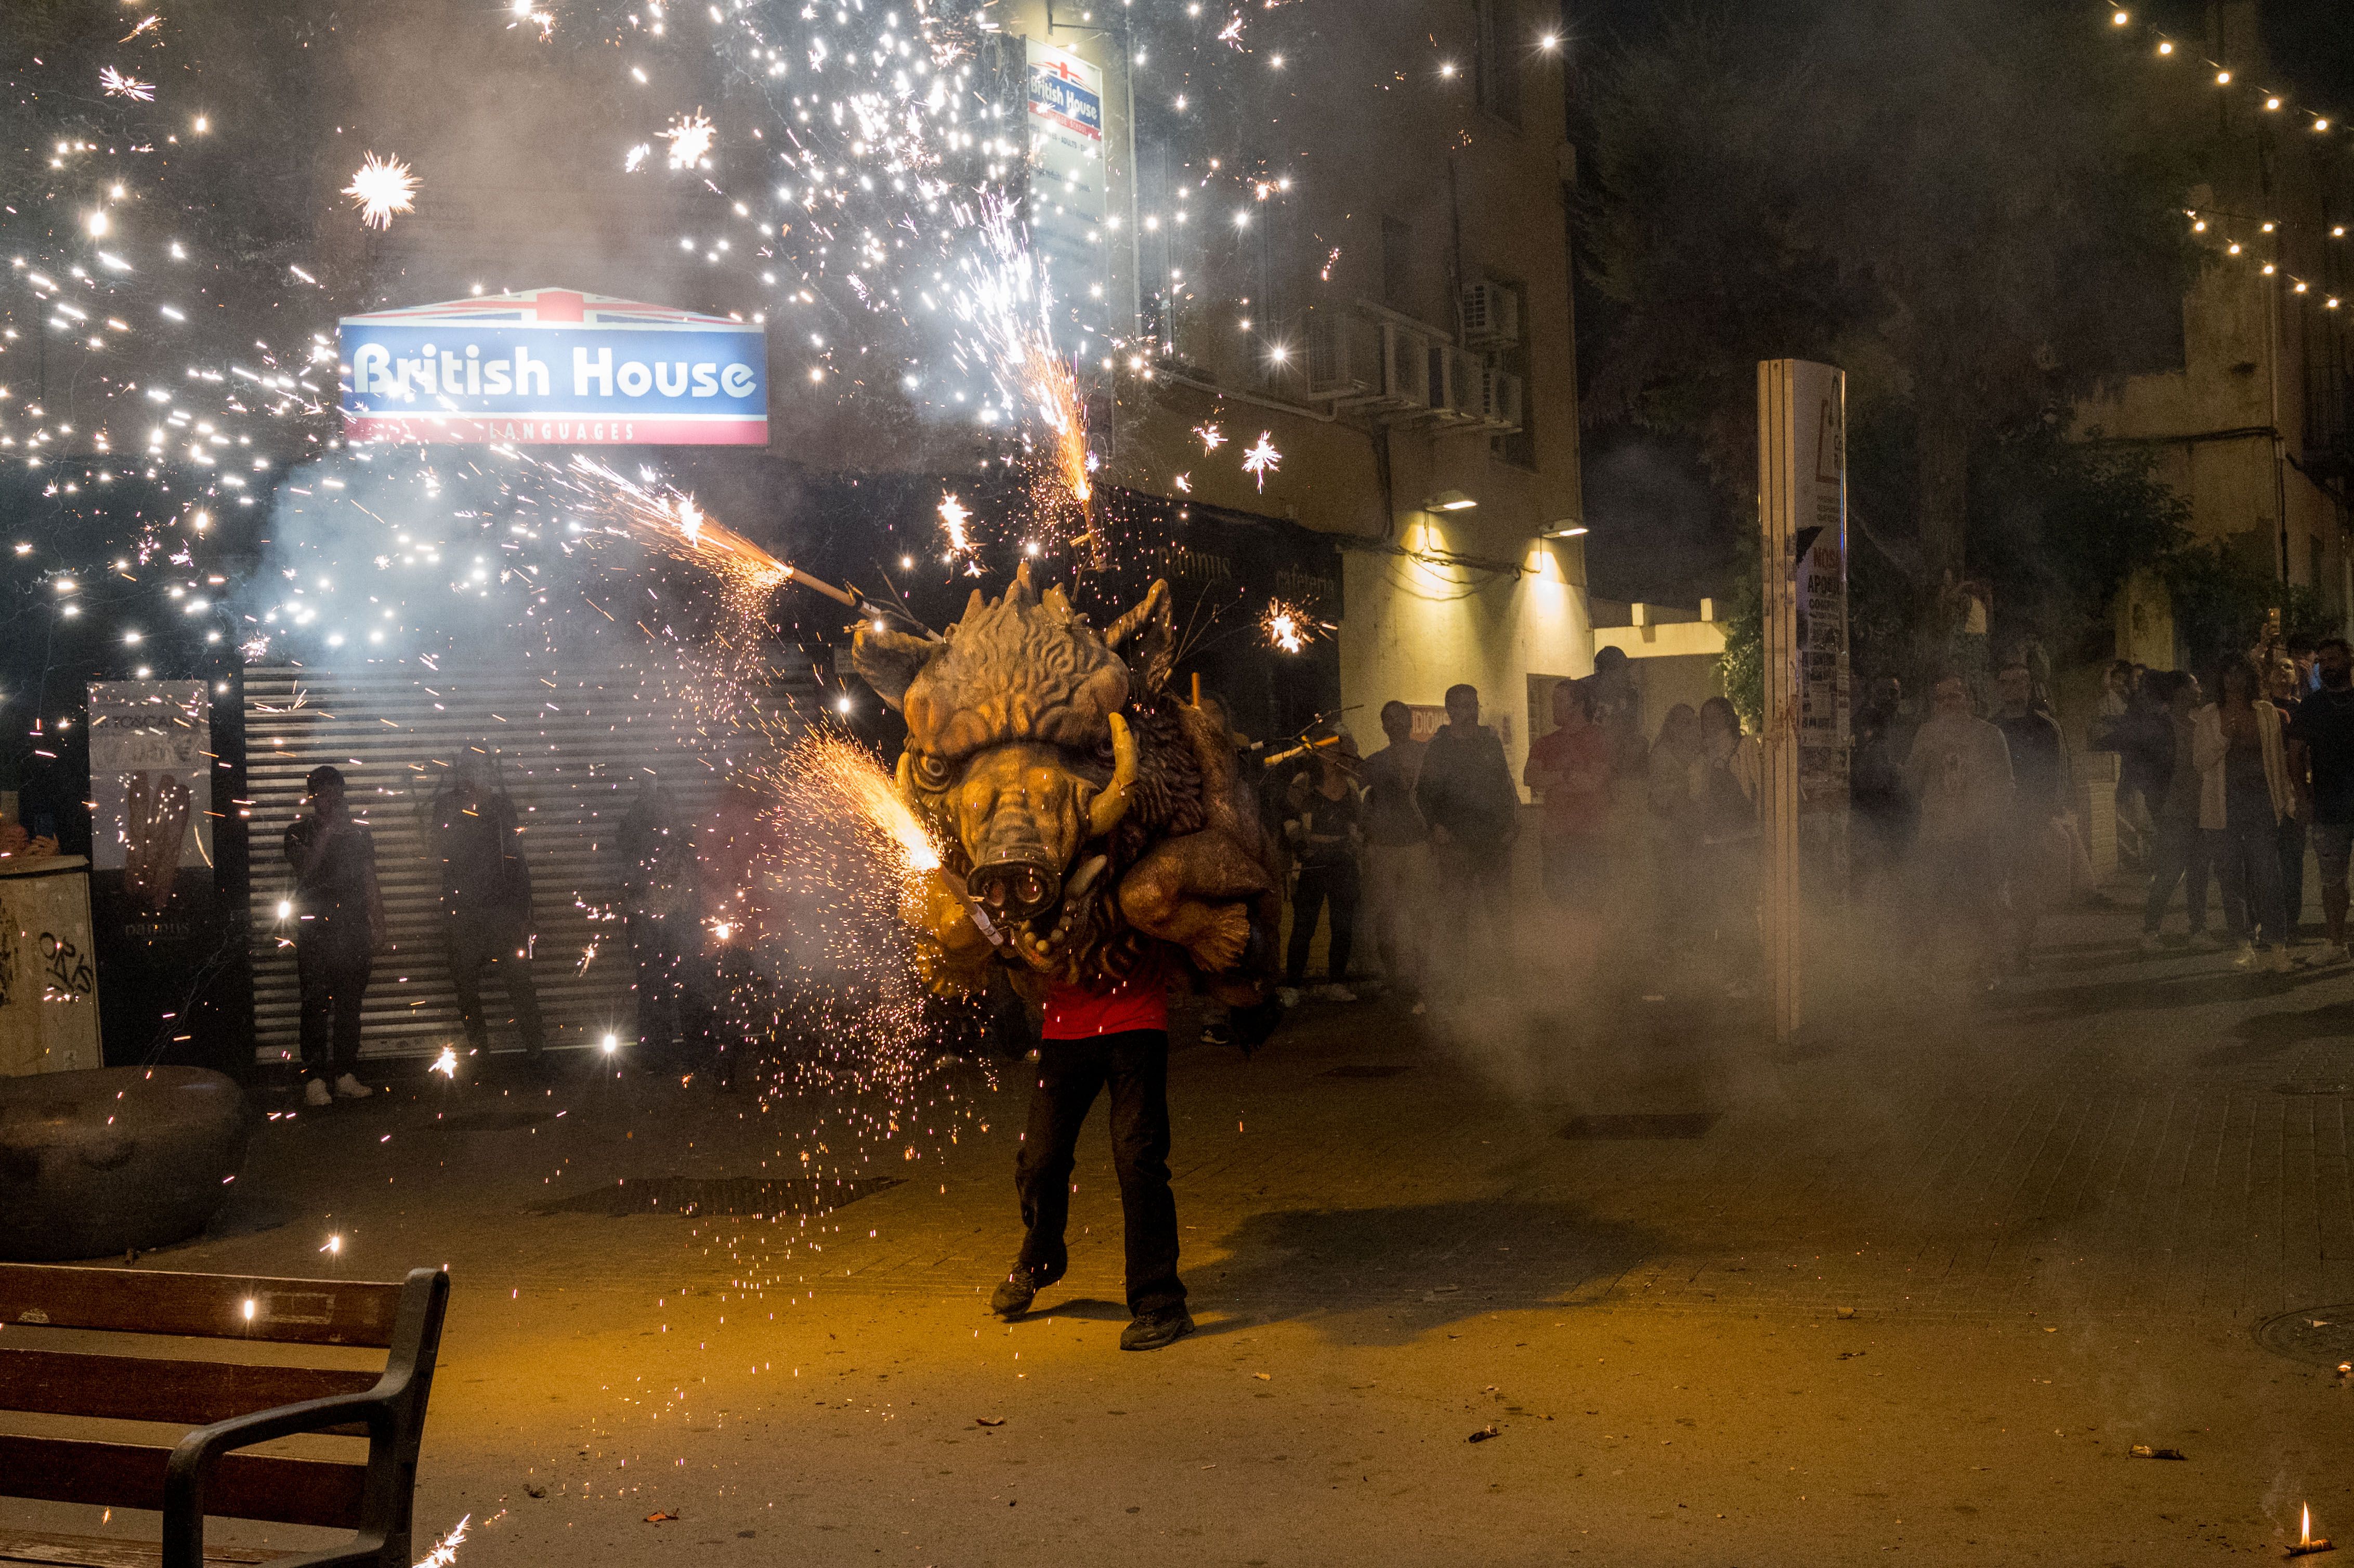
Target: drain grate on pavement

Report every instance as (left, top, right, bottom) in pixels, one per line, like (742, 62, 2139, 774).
(1321, 1065, 1412, 1079)
(1561, 1112, 1721, 1140)
(2254, 1306, 2354, 1367)
(531, 1175, 903, 1219)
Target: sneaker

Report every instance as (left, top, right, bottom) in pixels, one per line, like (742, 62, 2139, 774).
(2273, 945, 2295, 974)
(333, 1073, 373, 1099)
(2233, 942, 2259, 969)
(1409, 1000, 1427, 1016)
(304, 1077, 333, 1107)
(1119, 1306, 1195, 1351)
(1200, 1023, 1235, 1047)
(989, 1261, 1062, 1319)
(1313, 983, 1358, 1003)
(1275, 986, 1302, 1008)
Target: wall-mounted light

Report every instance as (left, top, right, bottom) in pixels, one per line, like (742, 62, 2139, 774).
(1543, 521, 1589, 538)
(1424, 490, 1478, 513)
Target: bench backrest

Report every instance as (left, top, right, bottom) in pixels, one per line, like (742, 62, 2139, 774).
(0, 1264, 426, 1530)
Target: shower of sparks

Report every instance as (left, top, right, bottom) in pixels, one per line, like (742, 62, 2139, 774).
(1320, 245, 1342, 281)
(342, 152, 418, 230)
(663, 111, 717, 171)
(99, 67, 155, 101)
(119, 13, 162, 41)
(623, 142, 652, 173)
(1261, 597, 1328, 654)
(1218, 12, 1246, 46)
(507, 0, 555, 36)
(790, 731, 944, 883)
(937, 493, 973, 555)
(428, 1046, 457, 1078)
(411, 1513, 469, 1568)
(1240, 430, 1281, 490)
(1195, 422, 1227, 452)
(1173, 473, 1192, 493)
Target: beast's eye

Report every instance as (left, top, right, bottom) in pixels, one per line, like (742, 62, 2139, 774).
(911, 753, 953, 790)
(1093, 737, 1116, 766)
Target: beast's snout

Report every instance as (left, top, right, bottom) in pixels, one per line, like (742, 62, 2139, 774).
(966, 858, 1060, 922)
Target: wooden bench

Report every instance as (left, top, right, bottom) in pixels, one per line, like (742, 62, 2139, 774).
(0, 1263, 449, 1568)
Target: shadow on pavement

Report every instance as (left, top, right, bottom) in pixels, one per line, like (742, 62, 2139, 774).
(1195, 1199, 1657, 1347)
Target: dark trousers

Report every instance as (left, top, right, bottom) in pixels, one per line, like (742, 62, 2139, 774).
(296, 920, 372, 1081)
(1286, 864, 1361, 984)
(2212, 812, 2290, 946)
(447, 911, 545, 1057)
(2279, 816, 2308, 935)
(1013, 1029, 1184, 1316)
(628, 912, 688, 1050)
(2143, 816, 2211, 935)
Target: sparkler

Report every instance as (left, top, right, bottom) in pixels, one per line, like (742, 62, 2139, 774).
(342, 152, 419, 230)
(428, 1046, 457, 1078)
(99, 68, 155, 102)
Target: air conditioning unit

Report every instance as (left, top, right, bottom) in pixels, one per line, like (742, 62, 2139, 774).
(1477, 361, 1524, 433)
(1382, 321, 1433, 413)
(1461, 281, 1521, 348)
(1422, 346, 1485, 424)
(1305, 314, 1384, 403)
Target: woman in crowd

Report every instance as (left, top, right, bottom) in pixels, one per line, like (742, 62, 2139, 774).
(1693, 697, 1763, 983)
(2268, 657, 2309, 937)
(2195, 659, 2294, 970)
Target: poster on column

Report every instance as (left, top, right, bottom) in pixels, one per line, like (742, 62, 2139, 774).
(87, 681, 217, 1064)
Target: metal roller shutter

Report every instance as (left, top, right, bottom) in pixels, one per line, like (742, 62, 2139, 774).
(243, 662, 810, 1065)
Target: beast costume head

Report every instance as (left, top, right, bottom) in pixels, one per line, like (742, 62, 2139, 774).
(853, 566, 1277, 1002)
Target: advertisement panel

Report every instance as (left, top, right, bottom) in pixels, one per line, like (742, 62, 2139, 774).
(1025, 38, 1109, 344)
(339, 288, 767, 446)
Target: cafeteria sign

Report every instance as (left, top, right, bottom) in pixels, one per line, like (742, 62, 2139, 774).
(339, 288, 767, 446)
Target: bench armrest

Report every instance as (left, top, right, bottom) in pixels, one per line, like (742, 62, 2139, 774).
(161, 1269, 449, 1568)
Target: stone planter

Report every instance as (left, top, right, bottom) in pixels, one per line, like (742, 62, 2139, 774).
(0, 1066, 250, 1261)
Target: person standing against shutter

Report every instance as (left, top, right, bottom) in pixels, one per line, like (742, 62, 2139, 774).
(284, 765, 384, 1106)
(430, 755, 546, 1074)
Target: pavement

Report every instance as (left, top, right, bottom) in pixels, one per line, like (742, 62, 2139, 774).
(14, 894, 2354, 1565)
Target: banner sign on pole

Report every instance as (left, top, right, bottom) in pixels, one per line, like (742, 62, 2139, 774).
(340, 289, 767, 446)
(1758, 359, 1849, 1046)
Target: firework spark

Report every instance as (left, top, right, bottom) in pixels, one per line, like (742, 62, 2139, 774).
(936, 493, 973, 555)
(1261, 597, 1328, 654)
(1240, 431, 1281, 491)
(663, 111, 717, 171)
(428, 1046, 457, 1078)
(342, 152, 419, 230)
(99, 67, 155, 101)
(623, 142, 652, 173)
(119, 14, 162, 41)
(1218, 13, 1246, 46)
(1195, 422, 1226, 452)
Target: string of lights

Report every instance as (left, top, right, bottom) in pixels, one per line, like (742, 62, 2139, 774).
(2089, 6, 2354, 347)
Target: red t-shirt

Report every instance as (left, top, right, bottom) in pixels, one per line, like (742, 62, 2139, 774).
(1525, 723, 1611, 837)
(1042, 958, 1172, 1039)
